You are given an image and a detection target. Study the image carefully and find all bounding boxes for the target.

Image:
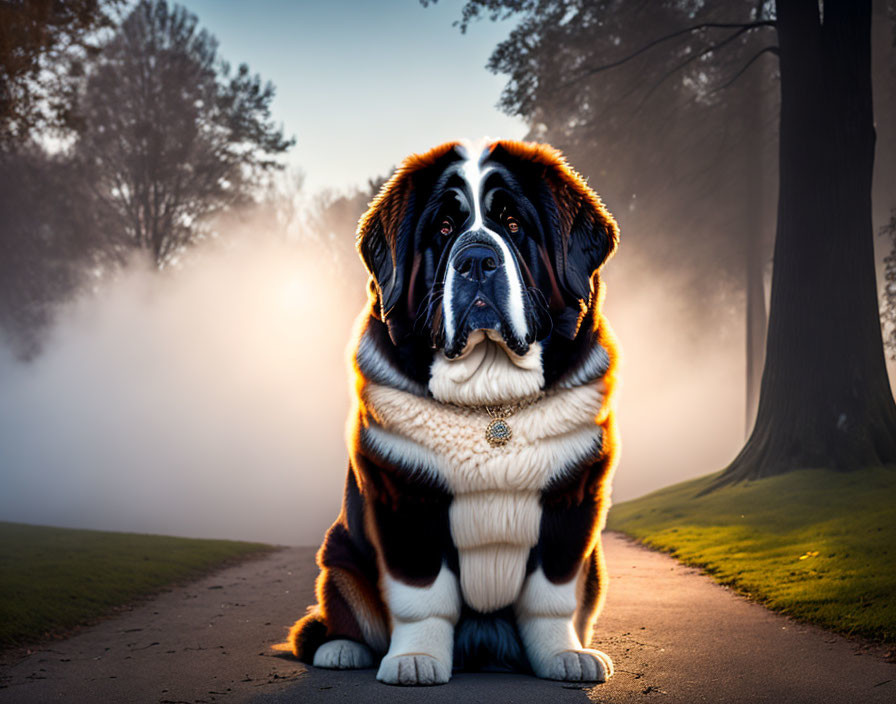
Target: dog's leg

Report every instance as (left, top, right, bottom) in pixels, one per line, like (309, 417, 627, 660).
(376, 564, 461, 686)
(520, 443, 615, 682)
(361, 455, 459, 685)
(514, 564, 613, 682)
(290, 468, 389, 666)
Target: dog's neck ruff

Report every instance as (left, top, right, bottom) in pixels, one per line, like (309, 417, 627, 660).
(428, 335, 545, 407)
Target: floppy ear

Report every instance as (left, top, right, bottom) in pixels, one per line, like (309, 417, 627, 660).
(488, 141, 619, 337)
(356, 142, 464, 340)
(356, 178, 410, 321)
(551, 175, 619, 303)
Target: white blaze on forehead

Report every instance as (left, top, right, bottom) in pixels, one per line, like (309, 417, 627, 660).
(460, 154, 491, 231)
(443, 147, 528, 347)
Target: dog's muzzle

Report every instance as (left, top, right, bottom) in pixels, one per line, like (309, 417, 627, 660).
(442, 230, 529, 359)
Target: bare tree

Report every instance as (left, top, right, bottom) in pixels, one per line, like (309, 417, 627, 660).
(715, 0, 896, 486)
(74, 0, 294, 266)
(306, 176, 388, 280)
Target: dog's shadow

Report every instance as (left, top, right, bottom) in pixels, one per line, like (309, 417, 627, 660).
(258, 655, 605, 703)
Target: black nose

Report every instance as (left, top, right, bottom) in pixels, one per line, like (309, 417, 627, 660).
(453, 244, 500, 282)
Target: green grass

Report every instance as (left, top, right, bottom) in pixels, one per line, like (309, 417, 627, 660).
(0, 522, 274, 649)
(607, 466, 896, 643)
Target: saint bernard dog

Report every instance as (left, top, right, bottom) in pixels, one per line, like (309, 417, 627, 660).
(288, 139, 620, 686)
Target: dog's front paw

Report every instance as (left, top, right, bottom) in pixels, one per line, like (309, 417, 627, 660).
(535, 648, 613, 682)
(376, 653, 451, 686)
(312, 639, 374, 669)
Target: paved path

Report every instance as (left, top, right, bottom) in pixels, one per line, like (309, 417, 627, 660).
(1, 533, 893, 703)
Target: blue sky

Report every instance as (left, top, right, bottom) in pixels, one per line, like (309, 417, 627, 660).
(180, 0, 528, 193)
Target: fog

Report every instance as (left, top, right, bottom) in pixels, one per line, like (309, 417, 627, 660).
(0, 234, 361, 546)
(603, 254, 746, 505)
(0, 216, 759, 545)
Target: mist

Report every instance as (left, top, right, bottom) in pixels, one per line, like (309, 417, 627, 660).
(603, 253, 746, 504)
(0, 213, 757, 545)
(0, 234, 362, 546)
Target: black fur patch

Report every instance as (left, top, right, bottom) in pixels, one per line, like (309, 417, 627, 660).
(453, 605, 531, 673)
(355, 453, 457, 585)
(538, 458, 612, 584)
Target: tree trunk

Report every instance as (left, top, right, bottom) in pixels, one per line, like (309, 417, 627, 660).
(742, 54, 769, 437)
(745, 219, 767, 436)
(710, 0, 896, 489)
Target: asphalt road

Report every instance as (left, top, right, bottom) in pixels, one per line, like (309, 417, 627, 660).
(1, 533, 893, 703)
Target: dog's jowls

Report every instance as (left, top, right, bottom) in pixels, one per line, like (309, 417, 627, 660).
(287, 139, 620, 685)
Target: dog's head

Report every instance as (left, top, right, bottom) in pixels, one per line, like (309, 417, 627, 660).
(357, 140, 618, 361)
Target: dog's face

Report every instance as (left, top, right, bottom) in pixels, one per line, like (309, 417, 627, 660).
(357, 140, 618, 361)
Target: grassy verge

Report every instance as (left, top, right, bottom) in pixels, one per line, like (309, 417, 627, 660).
(0, 522, 275, 649)
(606, 466, 896, 643)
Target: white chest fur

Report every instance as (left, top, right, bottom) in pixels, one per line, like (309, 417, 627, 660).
(355, 339, 606, 613)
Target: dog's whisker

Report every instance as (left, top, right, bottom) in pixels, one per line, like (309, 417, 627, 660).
(414, 287, 444, 334)
(525, 285, 553, 336)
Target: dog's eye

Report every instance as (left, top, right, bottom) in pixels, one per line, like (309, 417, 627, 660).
(505, 216, 520, 234)
(439, 217, 454, 237)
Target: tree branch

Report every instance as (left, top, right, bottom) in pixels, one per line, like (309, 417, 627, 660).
(563, 20, 776, 88)
(633, 25, 771, 109)
(707, 46, 780, 95)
